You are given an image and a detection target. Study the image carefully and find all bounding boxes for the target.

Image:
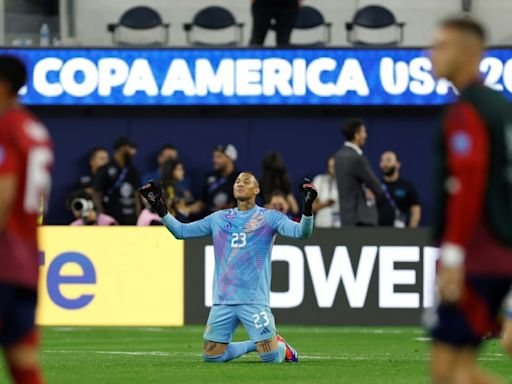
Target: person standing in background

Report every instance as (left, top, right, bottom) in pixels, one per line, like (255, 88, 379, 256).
(92, 137, 141, 225)
(186, 144, 239, 218)
(312, 155, 340, 228)
(335, 118, 381, 227)
(76, 147, 109, 193)
(142, 143, 193, 197)
(377, 151, 421, 228)
(142, 144, 178, 184)
(268, 190, 292, 218)
(260, 152, 299, 216)
(250, 0, 303, 47)
(159, 159, 190, 221)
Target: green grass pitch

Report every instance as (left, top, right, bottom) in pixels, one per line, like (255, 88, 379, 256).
(1, 326, 511, 383)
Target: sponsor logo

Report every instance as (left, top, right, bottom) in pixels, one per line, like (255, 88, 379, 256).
(204, 245, 438, 309)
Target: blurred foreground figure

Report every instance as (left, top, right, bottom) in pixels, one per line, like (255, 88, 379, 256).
(429, 17, 512, 384)
(0, 55, 53, 384)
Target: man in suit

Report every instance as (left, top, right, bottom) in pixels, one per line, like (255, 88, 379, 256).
(334, 119, 382, 226)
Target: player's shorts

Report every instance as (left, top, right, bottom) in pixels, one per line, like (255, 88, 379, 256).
(203, 304, 277, 344)
(430, 276, 512, 348)
(0, 283, 38, 348)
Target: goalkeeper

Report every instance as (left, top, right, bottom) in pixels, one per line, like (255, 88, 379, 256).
(139, 172, 317, 364)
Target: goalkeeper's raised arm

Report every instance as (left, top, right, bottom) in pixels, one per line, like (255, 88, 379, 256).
(138, 180, 213, 239)
(138, 175, 317, 240)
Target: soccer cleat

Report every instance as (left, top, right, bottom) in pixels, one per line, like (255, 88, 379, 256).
(276, 334, 298, 362)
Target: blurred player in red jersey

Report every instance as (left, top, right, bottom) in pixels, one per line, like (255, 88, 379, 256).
(0, 56, 53, 384)
(429, 18, 512, 384)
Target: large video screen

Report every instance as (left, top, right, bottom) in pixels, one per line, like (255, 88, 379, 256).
(3, 48, 512, 106)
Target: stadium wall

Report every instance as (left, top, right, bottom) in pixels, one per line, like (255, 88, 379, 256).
(40, 111, 439, 225)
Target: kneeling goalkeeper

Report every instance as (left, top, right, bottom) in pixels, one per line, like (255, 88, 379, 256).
(139, 172, 317, 363)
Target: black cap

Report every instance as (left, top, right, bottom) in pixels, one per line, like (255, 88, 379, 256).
(113, 137, 136, 150)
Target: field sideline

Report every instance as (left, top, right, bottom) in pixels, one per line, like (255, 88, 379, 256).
(1, 326, 510, 383)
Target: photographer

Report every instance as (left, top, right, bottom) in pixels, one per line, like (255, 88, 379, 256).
(67, 190, 117, 226)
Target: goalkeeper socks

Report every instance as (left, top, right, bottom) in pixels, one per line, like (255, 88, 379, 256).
(225, 341, 257, 359)
(202, 340, 256, 363)
(259, 343, 286, 364)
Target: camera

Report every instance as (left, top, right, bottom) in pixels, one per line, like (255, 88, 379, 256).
(70, 196, 94, 219)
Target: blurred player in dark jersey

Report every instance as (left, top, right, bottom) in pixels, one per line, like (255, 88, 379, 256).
(429, 18, 512, 384)
(0, 56, 53, 384)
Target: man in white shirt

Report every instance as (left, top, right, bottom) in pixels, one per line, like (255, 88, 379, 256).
(312, 155, 340, 228)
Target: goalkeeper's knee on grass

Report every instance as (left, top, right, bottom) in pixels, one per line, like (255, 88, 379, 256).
(259, 343, 286, 364)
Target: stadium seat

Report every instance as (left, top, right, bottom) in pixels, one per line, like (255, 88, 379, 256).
(289, 5, 332, 47)
(107, 6, 170, 46)
(183, 6, 244, 47)
(345, 5, 405, 46)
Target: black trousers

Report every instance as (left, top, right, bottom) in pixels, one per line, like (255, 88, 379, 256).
(250, 0, 299, 47)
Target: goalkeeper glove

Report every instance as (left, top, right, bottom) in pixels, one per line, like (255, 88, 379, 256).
(298, 178, 318, 217)
(138, 180, 168, 217)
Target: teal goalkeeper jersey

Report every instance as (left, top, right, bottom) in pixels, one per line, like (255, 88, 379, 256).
(162, 206, 313, 305)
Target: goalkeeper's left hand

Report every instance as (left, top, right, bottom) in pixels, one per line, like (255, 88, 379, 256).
(138, 180, 168, 217)
(298, 178, 318, 217)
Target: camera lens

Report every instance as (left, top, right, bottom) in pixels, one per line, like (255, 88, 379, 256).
(72, 200, 84, 211)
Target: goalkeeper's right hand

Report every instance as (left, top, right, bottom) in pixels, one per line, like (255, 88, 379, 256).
(298, 178, 318, 217)
(138, 180, 168, 217)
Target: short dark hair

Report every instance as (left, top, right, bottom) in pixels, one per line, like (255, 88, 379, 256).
(88, 147, 108, 161)
(158, 144, 177, 157)
(113, 137, 136, 150)
(341, 119, 364, 141)
(440, 16, 486, 43)
(0, 55, 27, 95)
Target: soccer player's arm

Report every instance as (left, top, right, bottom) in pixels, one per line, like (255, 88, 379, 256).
(0, 138, 18, 230)
(268, 210, 313, 240)
(162, 212, 213, 239)
(441, 102, 489, 262)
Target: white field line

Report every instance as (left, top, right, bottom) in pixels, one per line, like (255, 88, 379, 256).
(50, 327, 425, 335)
(42, 350, 508, 362)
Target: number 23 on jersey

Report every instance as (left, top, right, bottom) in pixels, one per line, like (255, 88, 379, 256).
(231, 232, 247, 248)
